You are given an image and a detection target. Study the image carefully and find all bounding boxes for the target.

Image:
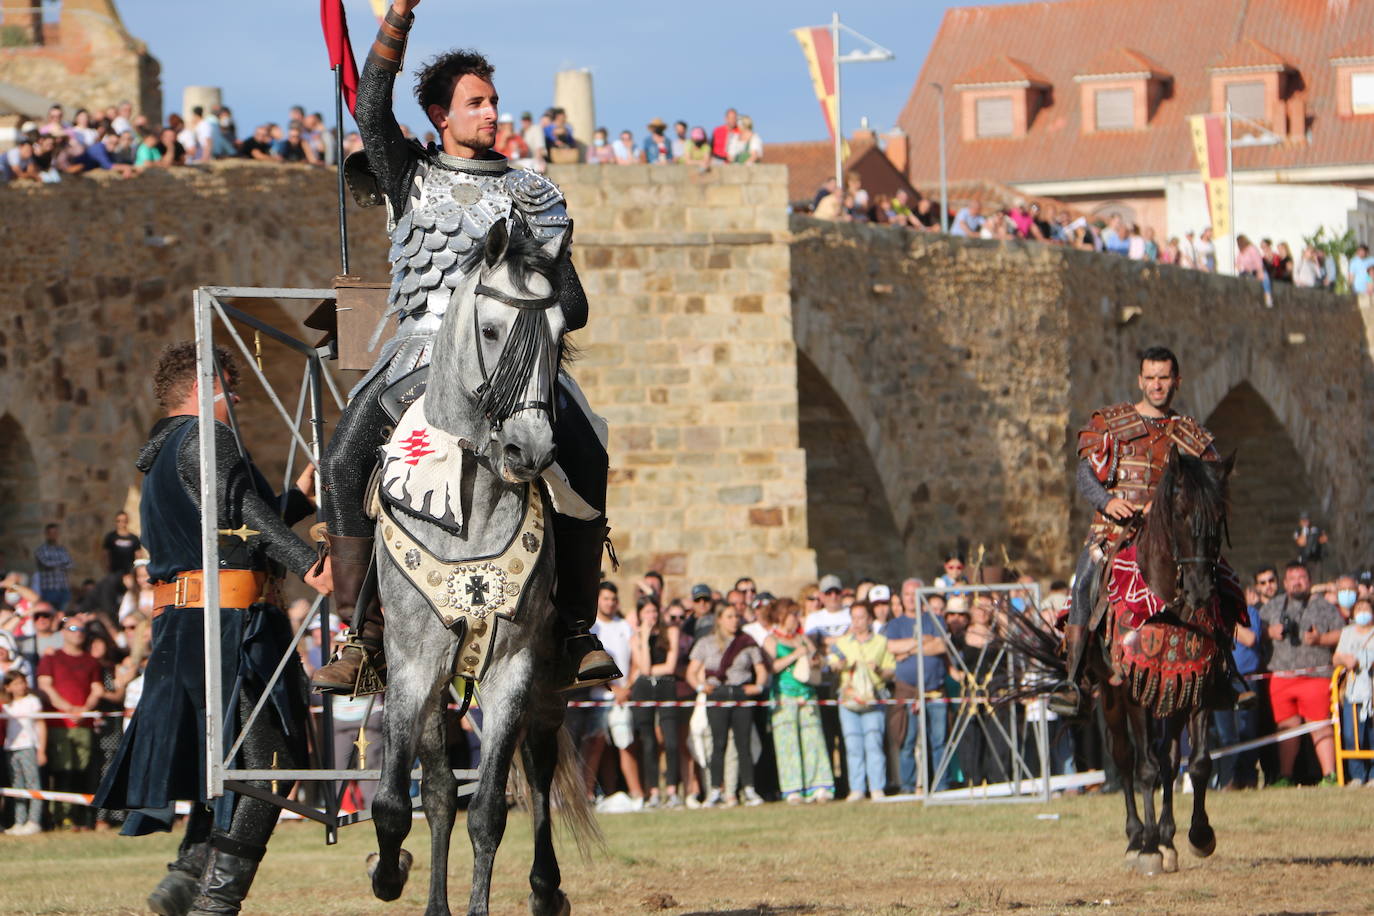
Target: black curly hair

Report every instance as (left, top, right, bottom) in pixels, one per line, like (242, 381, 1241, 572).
(414, 49, 495, 128)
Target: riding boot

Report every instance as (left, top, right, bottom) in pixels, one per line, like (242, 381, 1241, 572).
(310, 533, 387, 695)
(1061, 624, 1092, 717)
(554, 520, 621, 690)
(187, 837, 263, 916)
(147, 838, 210, 916)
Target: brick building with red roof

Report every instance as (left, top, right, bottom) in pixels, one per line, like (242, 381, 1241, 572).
(896, 0, 1374, 246)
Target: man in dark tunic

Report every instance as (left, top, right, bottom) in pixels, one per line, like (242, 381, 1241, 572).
(96, 343, 332, 916)
(311, 0, 616, 694)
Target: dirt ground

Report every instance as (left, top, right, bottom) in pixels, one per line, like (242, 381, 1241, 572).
(2, 786, 1371, 915)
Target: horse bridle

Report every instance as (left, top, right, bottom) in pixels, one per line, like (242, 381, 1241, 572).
(471, 282, 559, 429)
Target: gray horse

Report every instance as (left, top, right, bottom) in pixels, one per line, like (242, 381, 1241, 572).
(365, 219, 598, 916)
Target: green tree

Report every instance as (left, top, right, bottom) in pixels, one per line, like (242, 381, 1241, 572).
(1303, 226, 1360, 294)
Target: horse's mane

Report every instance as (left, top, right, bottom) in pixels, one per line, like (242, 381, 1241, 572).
(1138, 452, 1228, 566)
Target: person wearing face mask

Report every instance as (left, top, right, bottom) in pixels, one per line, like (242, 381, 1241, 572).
(1332, 574, 1360, 622)
(1259, 561, 1344, 786)
(586, 127, 615, 164)
(1212, 575, 1267, 790)
(313, 0, 619, 696)
(1333, 597, 1374, 786)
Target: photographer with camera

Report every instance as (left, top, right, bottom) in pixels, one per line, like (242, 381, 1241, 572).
(1260, 561, 1344, 786)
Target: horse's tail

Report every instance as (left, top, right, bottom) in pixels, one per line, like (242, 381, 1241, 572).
(996, 609, 1073, 707)
(509, 725, 604, 861)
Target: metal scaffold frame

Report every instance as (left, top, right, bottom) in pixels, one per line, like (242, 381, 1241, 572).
(191, 286, 478, 842)
(914, 583, 1052, 806)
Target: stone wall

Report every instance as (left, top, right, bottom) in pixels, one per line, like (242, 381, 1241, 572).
(0, 162, 386, 573)
(0, 0, 161, 121)
(547, 163, 817, 599)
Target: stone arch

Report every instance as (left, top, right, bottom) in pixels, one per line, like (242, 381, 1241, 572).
(1189, 349, 1331, 521)
(0, 415, 43, 573)
(1203, 382, 1318, 577)
(796, 350, 905, 584)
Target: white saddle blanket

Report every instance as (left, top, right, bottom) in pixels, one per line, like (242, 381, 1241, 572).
(379, 393, 600, 528)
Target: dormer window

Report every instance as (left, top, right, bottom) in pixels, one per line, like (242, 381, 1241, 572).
(1207, 39, 1293, 135)
(953, 56, 1051, 141)
(1074, 48, 1171, 134)
(1331, 39, 1374, 118)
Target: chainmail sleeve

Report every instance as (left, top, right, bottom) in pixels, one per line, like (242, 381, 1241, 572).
(176, 422, 318, 579)
(1077, 458, 1112, 514)
(557, 252, 589, 332)
(354, 10, 421, 218)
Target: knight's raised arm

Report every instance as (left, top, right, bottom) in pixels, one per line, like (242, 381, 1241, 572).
(355, 2, 420, 214)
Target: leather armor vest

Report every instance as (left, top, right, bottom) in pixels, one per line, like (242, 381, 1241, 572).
(1080, 402, 1215, 545)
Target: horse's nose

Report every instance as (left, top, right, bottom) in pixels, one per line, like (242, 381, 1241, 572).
(503, 443, 531, 473)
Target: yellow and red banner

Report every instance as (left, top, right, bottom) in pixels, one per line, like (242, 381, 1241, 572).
(368, 0, 387, 20)
(1189, 114, 1230, 238)
(793, 26, 840, 143)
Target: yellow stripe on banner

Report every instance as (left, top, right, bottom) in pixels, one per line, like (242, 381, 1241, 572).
(1189, 115, 1210, 173)
(793, 26, 838, 143)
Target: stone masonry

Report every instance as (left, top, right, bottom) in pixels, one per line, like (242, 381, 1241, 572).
(2, 161, 1369, 600)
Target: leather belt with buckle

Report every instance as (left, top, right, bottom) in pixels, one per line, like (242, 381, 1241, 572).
(151, 569, 272, 617)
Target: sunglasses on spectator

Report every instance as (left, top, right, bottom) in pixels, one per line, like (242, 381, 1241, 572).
(804, 594, 819, 602)
(65, 624, 83, 633)
(1256, 577, 1276, 585)
(122, 622, 139, 631)
(693, 597, 710, 603)
(823, 588, 841, 595)
(945, 564, 964, 571)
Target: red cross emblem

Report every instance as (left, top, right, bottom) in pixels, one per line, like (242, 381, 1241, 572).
(399, 428, 436, 466)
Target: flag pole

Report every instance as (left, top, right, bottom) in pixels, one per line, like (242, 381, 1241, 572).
(334, 64, 350, 275)
(831, 11, 843, 194)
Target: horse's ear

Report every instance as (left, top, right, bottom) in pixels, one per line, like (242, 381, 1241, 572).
(541, 219, 573, 262)
(484, 218, 511, 268)
(1220, 449, 1237, 478)
(1166, 442, 1181, 468)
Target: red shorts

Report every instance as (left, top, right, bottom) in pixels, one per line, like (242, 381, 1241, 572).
(1268, 676, 1329, 722)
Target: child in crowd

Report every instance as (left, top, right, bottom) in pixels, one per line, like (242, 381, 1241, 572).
(3, 669, 47, 834)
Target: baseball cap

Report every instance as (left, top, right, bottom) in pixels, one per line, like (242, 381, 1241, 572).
(690, 584, 712, 601)
(868, 584, 891, 603)
(944, 595, 970, 613)
(819, 574, 843, 593)
(497, 112, 514, 124)
(1359, 569, 1374, 588)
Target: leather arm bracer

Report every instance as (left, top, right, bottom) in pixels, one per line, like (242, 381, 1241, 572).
(367, 6, 413, 73)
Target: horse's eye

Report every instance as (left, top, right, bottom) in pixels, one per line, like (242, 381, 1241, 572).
(481, 325, 498, 342)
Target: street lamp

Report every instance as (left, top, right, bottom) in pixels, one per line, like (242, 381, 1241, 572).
(829, 12, 895, 193)
(932, 82, 948, 232)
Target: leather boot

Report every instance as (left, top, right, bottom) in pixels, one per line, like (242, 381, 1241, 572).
(187, 843, 262, 916)
(1061, 623, 1092, 717)
(148, 833, 210, 916)
(310, 534, 386, 695)
(311, 601, 386, 696)
(554, 521, 621, 690)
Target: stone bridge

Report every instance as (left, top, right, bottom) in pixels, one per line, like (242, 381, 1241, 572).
(2, 163, 1368, 596)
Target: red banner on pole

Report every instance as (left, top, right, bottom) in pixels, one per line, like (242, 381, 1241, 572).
(321, 0, 360, 115)
(793, 26, 839, 142)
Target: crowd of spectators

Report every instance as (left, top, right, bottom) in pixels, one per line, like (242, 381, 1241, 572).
(3, 504, 1372, 831)
(0, 100, 345, 185)
(806, 178, 1373, 300)
(1, 99, 764, 186)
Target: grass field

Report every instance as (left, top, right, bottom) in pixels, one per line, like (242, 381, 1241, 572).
(2, 787, 1371, 915)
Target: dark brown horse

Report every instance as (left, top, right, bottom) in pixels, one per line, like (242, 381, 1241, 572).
(1004, 447, 1236, 875)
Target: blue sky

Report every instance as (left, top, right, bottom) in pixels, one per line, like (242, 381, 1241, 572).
(115, 0, 1023, 143)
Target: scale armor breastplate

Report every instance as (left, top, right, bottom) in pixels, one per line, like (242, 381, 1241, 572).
(385, 161, 570, 324)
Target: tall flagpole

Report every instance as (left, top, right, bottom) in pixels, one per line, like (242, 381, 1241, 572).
(831, 11, 843, 193)
(334, 64, 350, 275)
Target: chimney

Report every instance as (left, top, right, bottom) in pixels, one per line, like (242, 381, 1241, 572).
(882, 127, 908, 173)
(1, 0, 43, 45)
(1285, 93, 1306, 143)
(850, 116, 877, 151)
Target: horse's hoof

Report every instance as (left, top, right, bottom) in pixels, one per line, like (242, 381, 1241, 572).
(1188, 827, 1217, 858)
(528, 891, 570, 916)
(1161, 847, 1178, 873)
(1135, 852, 1164, 876)
(367, 848, 413, 902)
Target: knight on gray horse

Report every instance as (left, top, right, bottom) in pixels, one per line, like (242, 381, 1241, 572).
(313, 0, 617, 695)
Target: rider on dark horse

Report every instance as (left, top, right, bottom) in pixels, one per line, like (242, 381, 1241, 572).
(96, 344, 332, 915)
(312, 0, 619, 694)
(1063, 346, 1242, 708)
